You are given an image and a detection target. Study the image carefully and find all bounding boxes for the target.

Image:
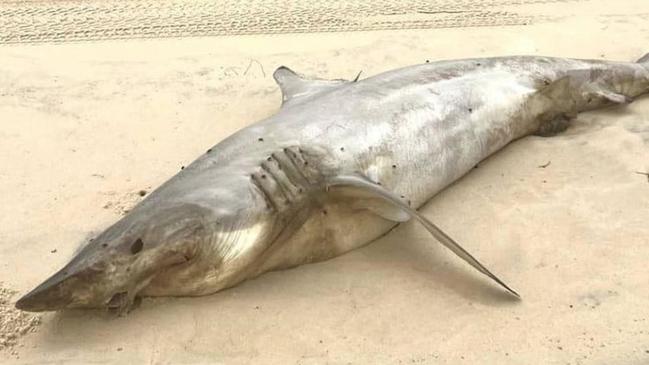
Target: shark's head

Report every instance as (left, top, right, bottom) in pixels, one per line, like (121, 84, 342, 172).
(15, 203, 212, 313)
(15, 156, 284, 314)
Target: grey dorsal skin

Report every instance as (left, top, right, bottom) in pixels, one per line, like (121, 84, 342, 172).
(16, 53, 649, 313)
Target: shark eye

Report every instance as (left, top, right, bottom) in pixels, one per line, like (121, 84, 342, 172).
(130, 238, 144, 255)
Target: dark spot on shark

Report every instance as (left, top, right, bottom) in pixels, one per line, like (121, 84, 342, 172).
(322, 209, 328, 215)
(476, 62, 481, 66)
(138, 190, 147, 197)
(102, 243, 108, 248)
(392, 164, 397, 169)
(181, 166, 185, 170)
(258, 137, 264, 142)
(468, 108, 473, 113)
(340, 147, 345, 152)
(131, 238, 143, 255)
(206, 148, 212, 153)
(425, 60, 430, 63)
(267, 157, 272, 162)
(261, 174, 267, 179)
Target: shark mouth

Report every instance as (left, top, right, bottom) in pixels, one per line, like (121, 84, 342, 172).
(106, 291, 129, 310)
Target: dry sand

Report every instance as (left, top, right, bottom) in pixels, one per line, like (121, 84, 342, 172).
(0, 284, 40, 355)
(1, 0, 649, 364)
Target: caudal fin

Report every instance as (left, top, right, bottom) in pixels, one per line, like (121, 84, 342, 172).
(637, 52, 649, 63)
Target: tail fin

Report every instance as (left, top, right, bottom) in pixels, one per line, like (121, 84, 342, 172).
(637, 53, 649, 63)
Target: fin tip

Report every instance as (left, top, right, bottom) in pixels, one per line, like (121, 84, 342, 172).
(636, 52, 649, 63)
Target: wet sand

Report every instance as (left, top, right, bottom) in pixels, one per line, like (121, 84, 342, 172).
(1, 0, 649, 363)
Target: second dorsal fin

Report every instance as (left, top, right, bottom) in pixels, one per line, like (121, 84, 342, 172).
(273, 66, 353, 107)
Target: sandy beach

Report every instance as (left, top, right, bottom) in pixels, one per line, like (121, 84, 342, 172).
(1, 0, 648, 364)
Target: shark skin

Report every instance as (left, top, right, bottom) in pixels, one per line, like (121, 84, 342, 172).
(15, 54, 649, 313)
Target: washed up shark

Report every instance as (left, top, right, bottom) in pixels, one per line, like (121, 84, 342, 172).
(16, 53, 649, 313)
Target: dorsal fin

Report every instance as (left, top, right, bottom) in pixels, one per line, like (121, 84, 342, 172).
(637, 52, 649, 63)
(273, 66, 352, 107)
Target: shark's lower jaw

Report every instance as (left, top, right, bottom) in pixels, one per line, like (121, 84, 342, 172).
(106, 291, 128, 309)
(105, 291, 144, 315)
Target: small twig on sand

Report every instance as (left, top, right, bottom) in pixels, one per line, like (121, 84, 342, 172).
(635, 171, 649, 183)
(538, 161, 551, 168)
(244, 59, 266, 77)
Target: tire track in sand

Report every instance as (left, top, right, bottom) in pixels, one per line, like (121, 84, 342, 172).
(0, 0, 584, 44)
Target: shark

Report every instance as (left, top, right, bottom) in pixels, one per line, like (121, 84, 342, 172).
(16, 53, 649, 313)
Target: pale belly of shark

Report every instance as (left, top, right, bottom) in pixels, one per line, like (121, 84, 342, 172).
(16, 54, 649, 312)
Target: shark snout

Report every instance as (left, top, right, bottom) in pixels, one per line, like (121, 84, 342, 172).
(15, 270, 74, 312)
(15, 260, 113, 312)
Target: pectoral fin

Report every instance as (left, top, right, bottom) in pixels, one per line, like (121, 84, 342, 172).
(327, 174, 520, 298)
(351, 198, 411, 222)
